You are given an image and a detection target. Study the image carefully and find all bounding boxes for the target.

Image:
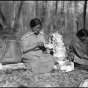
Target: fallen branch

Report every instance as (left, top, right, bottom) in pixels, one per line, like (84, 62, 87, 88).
(0, 63, 26, 70)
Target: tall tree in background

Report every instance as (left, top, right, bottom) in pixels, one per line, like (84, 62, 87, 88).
(0, 1, 13, 34)
(73, 1, 78, 35)
(11, 1, 17, 28)
(0, 3, 7, 29)
(42, 1, 49, 43)
(53, 1, 58, 30)
(64, 1, 69, 32)
(41, 1, 47, 25)
(55, 1, 58, 15)
(35, 1, 39, 17)
(0, 1, 87, 40)
(60, 1, 65, 35)
(0, 1, 24, 39)
(12, 1, 24, 34)
(83, 0, 87, 29)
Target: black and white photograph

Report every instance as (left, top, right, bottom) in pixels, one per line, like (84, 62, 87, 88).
(0, 1, 88, 87)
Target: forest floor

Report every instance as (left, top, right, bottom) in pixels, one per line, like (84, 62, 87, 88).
(0, 66, 88, 87)
(0, 36, 88, 87)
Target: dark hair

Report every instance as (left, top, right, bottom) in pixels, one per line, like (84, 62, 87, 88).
(76, 28, 88, 38)
(30, 18, 42, 28)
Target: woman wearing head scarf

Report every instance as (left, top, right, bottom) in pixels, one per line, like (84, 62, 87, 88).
(21, 18, 55, 73)
(67, 28, 88, 65)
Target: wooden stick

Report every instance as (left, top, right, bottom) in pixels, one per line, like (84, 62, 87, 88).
(1, 63, 26, 70)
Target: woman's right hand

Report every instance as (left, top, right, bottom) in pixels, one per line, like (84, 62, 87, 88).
(37, 42, 44, 47)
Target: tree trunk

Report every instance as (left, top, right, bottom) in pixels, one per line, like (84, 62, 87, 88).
(61, 1, 65, 35)
(41, 1, 47, 25)
(35, 1, 38, 17)
(83, 0, 87, 29)
(55, 1, 58, 15)
(11, 1, 17, 28)
(43, 1, 49, 43)
(73, 1, 78, 35)
(12, 1, 24, 37)
(64, 1, 68, 31)
(61, 1, 64, 15)
(53, 1, 58, 31)
(0, 4, 7, 29)
(64, 1, 72, 32)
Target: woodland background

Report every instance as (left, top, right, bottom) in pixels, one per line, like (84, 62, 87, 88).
(0, 1, 88, 87)
(0, 1, 87, 47)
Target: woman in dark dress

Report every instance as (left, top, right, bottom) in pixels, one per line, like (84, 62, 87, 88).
(67, 28, 88, 65)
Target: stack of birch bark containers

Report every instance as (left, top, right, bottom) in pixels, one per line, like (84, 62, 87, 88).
(45, 32, 74, 72)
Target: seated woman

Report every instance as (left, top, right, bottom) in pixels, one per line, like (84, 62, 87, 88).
(21, 18, 55, 73)
(67, 28, 88, 66)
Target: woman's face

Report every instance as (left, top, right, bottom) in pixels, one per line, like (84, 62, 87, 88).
(83, 37, 88, 44)
(79, 36, 87, 43)
(32, 25, 42, 35)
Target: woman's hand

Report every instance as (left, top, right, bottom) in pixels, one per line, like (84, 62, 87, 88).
(37, 42, 44, 47)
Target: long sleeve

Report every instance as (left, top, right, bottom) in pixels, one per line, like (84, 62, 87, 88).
(21, 32, 35, 52)
(72, 40, 85, 58)
(67, 37, 85, 61)
(21, 35, 31, 51)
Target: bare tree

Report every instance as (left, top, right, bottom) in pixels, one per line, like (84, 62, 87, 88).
(60, 1, 65, 35)
(52, 1, 58, 30)
(42, 1, 49, 43)
(0, 3, 8, 29)
(0, 1, 24, 39)
(73, 1, 78, 35)
(12, 1, 24, 36)
(64, 1, 68, 31)
(55, 1, 58, 15)
(35, 1, 39, 17)
(83, 0, 87, 29)
(61, 1, 64, 15)
(43, 1, 48, 28)
(41, 1, 47, 25)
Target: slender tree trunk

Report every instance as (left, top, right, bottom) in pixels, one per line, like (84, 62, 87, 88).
(55, 1, 58, 15)
(35, 1, 38, 17)
(73, 1, 78, 35)
(43, 1, 49, 43)
(11, 1, 17, 28)
(33, 1, 36, 18)
(52, 1, 58, 31)
(64, 1, 68, 31)
(52, 1, 55, 31)
(60, 1, 65, 35)
(41, 1, 47, 25)
(83, 0, 87, 29)
(44, 1, 49, 29)
(0, 4, 7, 29)
(12, 1, 24, 37)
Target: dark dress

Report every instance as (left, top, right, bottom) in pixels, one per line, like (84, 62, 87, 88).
(68, 36, 88, 65)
